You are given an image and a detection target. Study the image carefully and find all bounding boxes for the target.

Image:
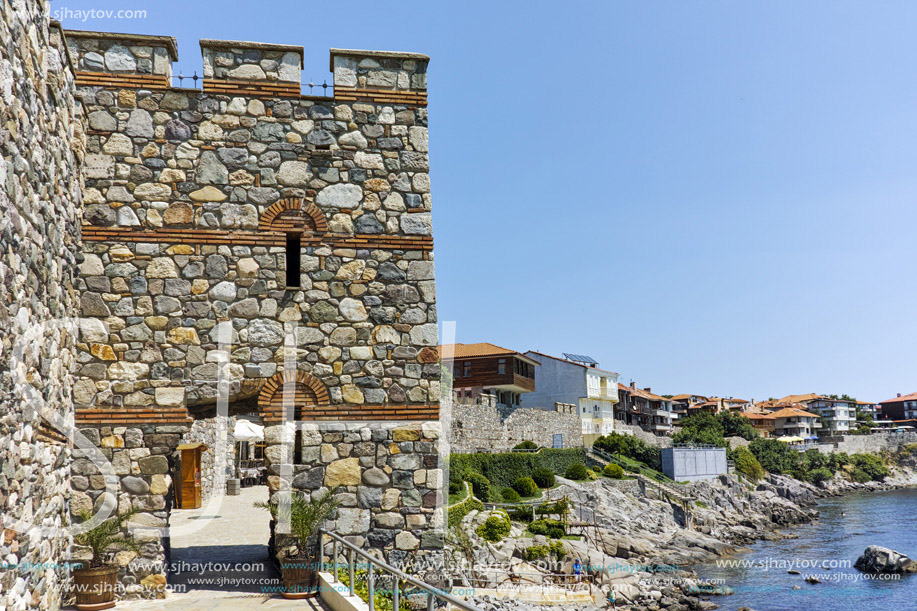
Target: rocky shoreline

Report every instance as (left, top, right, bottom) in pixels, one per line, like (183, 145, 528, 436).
(449, 463, 917, 611)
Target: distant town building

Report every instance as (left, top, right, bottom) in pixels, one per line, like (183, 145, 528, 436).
(879, 392, 917, 423)
(768, 406, 822, 438)
(616, 383, 676, 436)
(778, 394, 855, 435)
(855, 400, 880, 421)
(440, 343, 539, 408)
(520, 351, 619, 440)
(739, 411, 776, 437)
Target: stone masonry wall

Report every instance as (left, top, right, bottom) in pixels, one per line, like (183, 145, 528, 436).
(69, 40, 438, 415)
(0, 4, 84, 611)
(267, 421, 444, 572)
(63, 31, 441, 597)
(71, 424, 186, 599)
(180, 416, 236, 500)
(450, 395, 583, 453)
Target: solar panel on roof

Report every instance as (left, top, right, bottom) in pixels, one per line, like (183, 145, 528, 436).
(563, 353, 598, 365)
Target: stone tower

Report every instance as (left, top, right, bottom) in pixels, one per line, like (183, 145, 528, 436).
(64, 29, 441, 597)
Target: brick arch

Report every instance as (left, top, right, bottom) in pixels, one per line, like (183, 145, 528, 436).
(258, 197, 328, 235)
(257, 370, 331, 423)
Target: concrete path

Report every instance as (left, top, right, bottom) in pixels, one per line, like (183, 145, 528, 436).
(118, 485, 332, 610)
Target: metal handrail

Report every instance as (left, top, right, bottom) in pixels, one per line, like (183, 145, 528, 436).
(319, 528, 485, 611)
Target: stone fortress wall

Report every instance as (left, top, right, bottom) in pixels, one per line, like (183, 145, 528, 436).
(0, 4, 85, 610)
(0, 3, 444, 604)
(63, 28, 444, 598)
(449, 394, 583, 453)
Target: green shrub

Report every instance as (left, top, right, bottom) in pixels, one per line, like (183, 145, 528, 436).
(464, 471, 494, 502)
(476, 512, 511, 542)
(526, 542, 566, 560)
(514, 441, 538, 450)
(450, 448, 586, 488)
(500, 487, 521, 503)
(564, 463, 589, 480)
(808, 467, 834, 484)
(749, 438, 798, 474)
(449, 481, 461, 495)
(532, 467, 556, 489)
(535, 498, 571, 517)
(603, 463, 625, 478)
(448, 493, 483, 528)
(593, 433, 663, 470)
(850, 468, 872, 483)
(528, 518, 565, 539)
(512, 477, 539, 498)
(851, 454, 890, 481)
(733, 446, 765, 481)
(585, 469, 598, 481)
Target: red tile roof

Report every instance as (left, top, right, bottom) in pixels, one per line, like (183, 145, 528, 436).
(438, 343, 540, 365)
(768, 407, 820, 420)
(880, 392, 917, 404)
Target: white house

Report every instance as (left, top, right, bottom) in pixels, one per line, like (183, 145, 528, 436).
(520, 351, 619, 440)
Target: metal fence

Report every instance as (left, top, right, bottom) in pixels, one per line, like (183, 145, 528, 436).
(170, 73, 334, 97)
(319, 529, 484, 611)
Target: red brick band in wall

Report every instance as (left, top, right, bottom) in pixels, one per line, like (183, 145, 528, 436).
(81, 226, 434, 251)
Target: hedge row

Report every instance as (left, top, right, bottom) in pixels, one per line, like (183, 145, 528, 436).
(449, 448, 587, 488)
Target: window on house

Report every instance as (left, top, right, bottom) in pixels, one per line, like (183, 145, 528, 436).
(285, 235, 301, 288)
(453, 365, 461, 378)
(498, 359, 506, 375)
(463, 361, 471, 377)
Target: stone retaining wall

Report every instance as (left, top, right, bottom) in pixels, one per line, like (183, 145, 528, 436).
(0, 3, 84, 610)
(449, 396, 583, 453)
(816, 432, 917, 455)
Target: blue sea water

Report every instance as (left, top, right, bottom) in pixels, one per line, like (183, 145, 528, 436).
(697, 488, 917, 611)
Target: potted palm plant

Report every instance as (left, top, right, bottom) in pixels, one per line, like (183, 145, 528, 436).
(255, 488, 338, 599)
(71, 508, 140, 610)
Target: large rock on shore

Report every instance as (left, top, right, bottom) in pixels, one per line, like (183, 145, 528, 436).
(854, 546, 917, 573)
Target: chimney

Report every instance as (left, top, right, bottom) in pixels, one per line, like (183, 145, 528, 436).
(898, 393, 902, 398)
(644, 388, 651, 393)
(630, 381, 636, 389)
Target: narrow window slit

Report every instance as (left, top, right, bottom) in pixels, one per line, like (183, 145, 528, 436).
(286, 234, 301, 288)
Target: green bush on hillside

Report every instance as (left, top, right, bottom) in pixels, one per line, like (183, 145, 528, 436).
(564, 463, 589, 480)
(528, 518, 565, 539)
(532, 467, 556, 489)
(732, 446, 765, 481)
(604, 463, 625, 479)
(450, 448, 586, 488)
(476, 513, 511, 542)
(514, 441, 538, 450)
(464, 471, 494, 502)
(500, 487, 521, 503)
(593, 433, 662, 471)
(512, 477, 539, 498)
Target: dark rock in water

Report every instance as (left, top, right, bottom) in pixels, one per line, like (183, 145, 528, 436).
(805, 576, 821, 584)
(854, 545, 917, 573)
(787, 569, 801, 575)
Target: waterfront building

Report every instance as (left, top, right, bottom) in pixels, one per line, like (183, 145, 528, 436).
(440, 343, 539, 408)
(520, 351, 619, 441)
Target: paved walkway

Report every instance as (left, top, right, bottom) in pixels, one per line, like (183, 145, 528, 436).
(117, 486, 331, 610)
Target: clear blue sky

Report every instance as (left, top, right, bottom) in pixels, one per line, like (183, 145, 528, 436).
(60, 1, 917, 402)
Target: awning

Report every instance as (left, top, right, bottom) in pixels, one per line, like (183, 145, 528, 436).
(234, 419, 264, 442)
(777, 436, 803, 443)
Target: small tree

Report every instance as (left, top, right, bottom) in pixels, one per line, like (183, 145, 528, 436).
(73, 508, 141, 568)
(255, 488, 339, 558)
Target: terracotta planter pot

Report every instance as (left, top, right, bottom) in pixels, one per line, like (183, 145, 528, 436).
(280, 560, 318, 599)
(72, 565, 119, 610)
